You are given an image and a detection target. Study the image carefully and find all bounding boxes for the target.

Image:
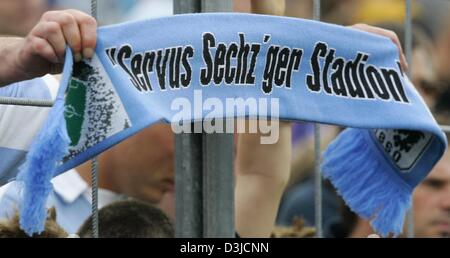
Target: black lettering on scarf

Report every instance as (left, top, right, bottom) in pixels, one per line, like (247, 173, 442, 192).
(344, 53, 366, 98)
(201, 32, 261, 87)
(200, 32, 215, 85)
(106, 44, 194, 92)
(181, 46, 194, 87)
(306, 42, 409, 103)
(262, 45, 303, 94)
(307, 42, 327, 92)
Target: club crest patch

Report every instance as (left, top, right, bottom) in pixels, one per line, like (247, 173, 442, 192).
(64, 54, 131, 161)
(374, 129, 433, 171)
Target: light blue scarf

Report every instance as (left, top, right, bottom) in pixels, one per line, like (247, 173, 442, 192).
(16, 13, 446, 237)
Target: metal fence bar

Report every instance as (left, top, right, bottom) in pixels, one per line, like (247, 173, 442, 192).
(200, 0, 235, 238)
(405, 0, 412, 75)
(202, 133, 234, 237)
(201, 0, 232, 12)
(174, 0, 204, 238)
(404, 0, 414, 239)
(90, 157, 99, 238)
(440, 125, 450, 133)
(313, 0, 323, 238)
(0, 97, 53, 107)
(174, 0, 201, 14)
(174, 0, 234, 238)
(90, 0, 99, 239)
(175, 124, 204, 237)
(91, 0, 97, 21)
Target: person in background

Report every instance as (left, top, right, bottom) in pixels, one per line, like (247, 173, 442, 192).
(341, 141, 450, 238)
(278, 21, 448, 238)
(77, 200, 174, 238)
(0, 208, 68, 238)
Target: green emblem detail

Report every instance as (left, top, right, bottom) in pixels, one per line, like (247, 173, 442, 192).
(65, 79, 86, 147)
(64, 61, 92, 147)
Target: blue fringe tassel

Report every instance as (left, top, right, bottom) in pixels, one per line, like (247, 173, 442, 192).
(16, 97, 70, 236)
(322, 128, 412, 237)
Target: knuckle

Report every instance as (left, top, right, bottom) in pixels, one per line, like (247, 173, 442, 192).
(59, 12, 75, 26)
(31, 38, 46, 52)
(41, 11, 55, 21)
(45, 22, 61, 34)
(80, 15, 97, 26)
(66, 9, 97, 26)
(67, 8, 82, 14)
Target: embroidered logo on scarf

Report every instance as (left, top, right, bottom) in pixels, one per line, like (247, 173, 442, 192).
(64, 54, 131, 160)
(374, 129, 433, 171)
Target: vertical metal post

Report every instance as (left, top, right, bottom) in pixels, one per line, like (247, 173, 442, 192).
(200, 0, 234, 238)
(313, 0, 323, 239)
(174, 0, 234, 238)
(174, 0, 201, 14)
(405, 0, 414, 238)
(175, 125, 204, 237)
(90, 0, 99, 239)
(174, 0, 203, 238)
(201, 0, 232, 12)
(90, 157, 99, 238)
(202, 133, 234, 237)
(405, 0, 412, 74)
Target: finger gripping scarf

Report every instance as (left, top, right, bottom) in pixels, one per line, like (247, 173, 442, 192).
(16, 13, 446, 237)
